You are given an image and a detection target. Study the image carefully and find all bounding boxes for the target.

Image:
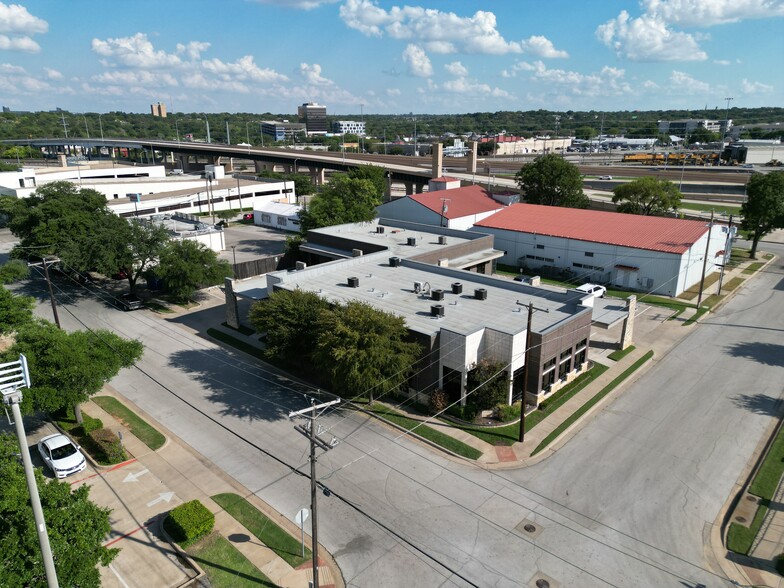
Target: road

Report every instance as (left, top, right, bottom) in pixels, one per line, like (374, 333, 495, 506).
(15, 238, 784, 587)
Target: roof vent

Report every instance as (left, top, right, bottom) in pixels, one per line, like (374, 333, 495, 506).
(474, 288, 487, 300)
(438, 235, 447, 245)
(431, 304, 444, 317)
(431, 289, 444, 301)
(389, 256, 401, 267)
(377, 226, 385, 234)
(407, 237, 417, 246)
(451, 282, 463, 295)
(352, 248, 363, 257)
(347, 277, 359, 288)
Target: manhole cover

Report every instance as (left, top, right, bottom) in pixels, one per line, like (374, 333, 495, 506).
(536, 580, 550, 588)
(524, 524, 537, 533)
(746, 495, 758, 502)
(735, 516, 747, 523)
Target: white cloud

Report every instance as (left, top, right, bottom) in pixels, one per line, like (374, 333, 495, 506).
(0, 62, 24, 73)
(522, 61, 634, 97)
(596, 11, 706, 61)
(91, 33, 184, 68)
(43, 66, 62, 80)
(92, 69, 179, 87)
(741, 78, 773, 94)
(597, 0, 784, 62)
(402, 44, 432, 77)
(249, 0, 341, 9)
(669, 70, 712, 93)
(0, 33, 39, 52)
(442, 77, 511, 98)
(501, 61, 536, 78)
(202, 55, 288, 83)
(520, 35, 568, 58)
(445, 61, 468, 77)
(176, 41, 210, 60)
(713, 59, 731, 65)
(299, 62, 332, 85)
(386, 87, 401, 96)
(340, 0, 521, 54)
(0, 3, 47, 34)
(643, 79, 659, 89)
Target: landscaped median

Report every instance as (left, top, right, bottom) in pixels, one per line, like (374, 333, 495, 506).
(92, 395, 166, 451)
(532, 350, 654, 456)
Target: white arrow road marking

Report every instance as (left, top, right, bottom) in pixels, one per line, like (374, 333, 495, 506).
(123, 468, 150, 483)
(147, 492, 175, 507)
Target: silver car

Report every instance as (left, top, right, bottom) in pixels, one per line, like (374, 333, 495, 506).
(38, 433, 87, 478)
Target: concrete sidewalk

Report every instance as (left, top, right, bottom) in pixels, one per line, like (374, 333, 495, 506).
(85, 388, 343, 588)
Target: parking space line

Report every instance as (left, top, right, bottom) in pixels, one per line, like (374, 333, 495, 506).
(108, 563, 131, 588)
(70, 458, 138, 485)
(104, 515, 159, 548)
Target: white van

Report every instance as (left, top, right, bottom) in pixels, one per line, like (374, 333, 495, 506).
(576, 283, 607, 298)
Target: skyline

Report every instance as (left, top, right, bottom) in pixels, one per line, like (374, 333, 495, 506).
(0, 1, 782, 116)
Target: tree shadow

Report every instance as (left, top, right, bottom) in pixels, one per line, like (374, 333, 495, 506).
(168, 347, 314, 422)
(725, 341, 784, 368)
(732, 393, 784, 417)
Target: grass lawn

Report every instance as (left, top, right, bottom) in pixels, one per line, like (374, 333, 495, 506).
(92, 396, 165, 451)
(608, 346, 636, 361)
(722, 277, 745, 292)
(366, 405, 482, 460)
(743, 262, 764, 275)
(532, 351, 653, 455)
(678, 272, 720, 301)
(453, 363, 609, 446)
(212, 493, 310, 568)
(208, 328, 264, 360)
(683, 306, 710, 326)
(188, 532, 277, 588)
(144, 301, 174, 314)
(679, 202, 740, 216)
(727, 501, 770, 555)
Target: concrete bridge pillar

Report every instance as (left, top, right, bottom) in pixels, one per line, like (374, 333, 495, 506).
(404, 182, 414, 195)
(310, 167, 325, 186)
(432, 142, 443, 178)
(415, 183, 424, 194)
(254, 160, 274, 173)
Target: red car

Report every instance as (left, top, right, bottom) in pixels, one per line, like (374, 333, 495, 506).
(243, 213, 254, 221)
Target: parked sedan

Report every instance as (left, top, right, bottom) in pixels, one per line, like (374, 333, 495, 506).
(117, 293, 143, 311)
(598, 175, 613, 180)
(38, 433, 86, 479)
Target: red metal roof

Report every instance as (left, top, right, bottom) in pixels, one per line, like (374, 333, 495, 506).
(410, 185, 504, 219)
(474, 203, 709, 254)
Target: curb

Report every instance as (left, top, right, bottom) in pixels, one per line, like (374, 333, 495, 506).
(157, 513, 206, 587)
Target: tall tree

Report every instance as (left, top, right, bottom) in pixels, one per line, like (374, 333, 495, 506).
(313, 301, 421, 403)
(515, 154, 589, 208)
(298, 174, 381, 233)
(3, 320, 143, 418)
(611, 177, 682, 216)
(155, 239, 232, 303)
(740, 171, 784, 258)
(347, 165, 387, 200)
(0, 433, 117, 588)
(248, 289, 331, 368)
(0, 285, 34, 334)
(98, 218, 170, 291)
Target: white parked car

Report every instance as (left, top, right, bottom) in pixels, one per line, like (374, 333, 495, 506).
(598, 175, 613, 180)
(38, 433, 86, 479)
(576, 283, 607, 298)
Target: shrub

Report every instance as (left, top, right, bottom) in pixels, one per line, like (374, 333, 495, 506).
(81, 414, 104, 435)
(496, 402, 521, 422)
(776, 553, 784, 575)
(429, 389, 448, 415)
(446, 404, 478, 422)
(467, 359, 509, 410)
(165, 500, 215, 546)
(88, 428, 127, 464)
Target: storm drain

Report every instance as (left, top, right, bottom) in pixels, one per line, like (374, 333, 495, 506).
(515, 517, 543, 539)
(529, 572, 559, 588)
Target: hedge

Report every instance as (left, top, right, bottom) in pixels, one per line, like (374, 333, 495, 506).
(165, 500, 215, 547)
(88, 427, 127, 464)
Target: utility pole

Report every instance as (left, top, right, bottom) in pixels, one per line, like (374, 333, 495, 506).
(717, 215, 734, 295)
(1, 355, 59, 588)
(289, 398, 340, 588)
(518, 301, 549, 443)
(28, 257, 61, 328)
(696, 210, 715, 309)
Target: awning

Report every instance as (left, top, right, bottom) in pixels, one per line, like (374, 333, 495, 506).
(615, 264, 639, 271)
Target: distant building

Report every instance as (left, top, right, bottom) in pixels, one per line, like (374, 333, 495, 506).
(332, 120, 366, 136)
(151, 102, 167, 118)
(261, 121, 307, 142)
(658, 118, 731, 136)
(297, 102, 328, 135)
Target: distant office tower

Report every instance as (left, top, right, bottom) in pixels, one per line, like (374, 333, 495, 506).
(297, 102, 327, 135)
(333, 120, 366, 137)
(151, 102, 167, 118)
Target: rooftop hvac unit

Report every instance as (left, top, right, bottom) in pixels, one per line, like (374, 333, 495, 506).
(377, 226, 385, 234)
(431, 304, 445, 317)
(451, 282, 463, 294)
(389, 256, 401, 267)
(431, 289, 444, 301)
(347, 277, 359, 288)
(352, 249, 363, 257)
(407, 237, 417, 246)
(438, 235, 447, 245)
(414, 281, 424, 293)
(474, 288, 487, 300)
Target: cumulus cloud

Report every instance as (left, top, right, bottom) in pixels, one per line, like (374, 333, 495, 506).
(43, 66, 62, 80)
(669, 70, 711, 93)
(402, 44, 433, 77)
(520, 35, 568, 58)
(713, 59, 732, 65)
(501, 61, 536, 78)
(299, 62, 332, 85)
(92, 33, 183, 68)
(741, 78, 773, 94)
(521, 61, 634, 97)
(0, 33, 40, 53)
(0, 2, 47, 34)
(203, 55, 288, 83)
(445, 61, 468, 77)
(0, 62, 24, 73)
(249, 0, 341, 9)
(597, 0, 784, 62)
(176, 40, 210, 60)
(341, 0, 521, 54)
(386, 87, 401, 96)
(442, 77, 511, 98)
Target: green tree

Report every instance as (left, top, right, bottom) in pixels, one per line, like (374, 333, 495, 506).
(98, 218, 170, 291)
(258, 170, 314, 197)
(741, 171, 784, 258)
(690, 127, 719, 144)
(3, 320, 144, 418)
(298, 174, 381, 233)
(515, 154, 589, 208)
(347, 165, 387, 200)
(467, 359, 509, 410)
(155, 239, 232, 303)
(0, 433, 117, 588)
(248, 289, 331, 368)
(574, 126, 596, 140)
(0, 286, 34, 334)
(313, 301, 421, 403)
(611, 177, 682, 216)
(0, 259, 30, 283)
(477, 141, 496, 156)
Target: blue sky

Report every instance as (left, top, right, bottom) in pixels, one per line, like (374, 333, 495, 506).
(1, 0, 782, 116)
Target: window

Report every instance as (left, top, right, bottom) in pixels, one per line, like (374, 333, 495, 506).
(526, 254, 555, 263)
(277, 216, 287, 225)
(560, 349, 572, 360)
(536, 244, 545, 250)
(575, 348, 586, 367)
(543, 357, 556, 371)
(576, 338, 587, 351)
(541, 369, 556, 392)
(261, 213, 271, 223)
(585, 251, 594, 257)
(558, 359, 571, 381)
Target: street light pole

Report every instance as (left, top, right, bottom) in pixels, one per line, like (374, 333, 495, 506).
(696, 209, 715, 309)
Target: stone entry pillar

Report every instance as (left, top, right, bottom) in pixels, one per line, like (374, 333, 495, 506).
(432, 143, 443, 178)
(620, 295, 637, 350)
(467, 141, 478, 174)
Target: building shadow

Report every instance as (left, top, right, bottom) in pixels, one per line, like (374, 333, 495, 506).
(732, 393, 784, 418)
(725, 341, 784, 368)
